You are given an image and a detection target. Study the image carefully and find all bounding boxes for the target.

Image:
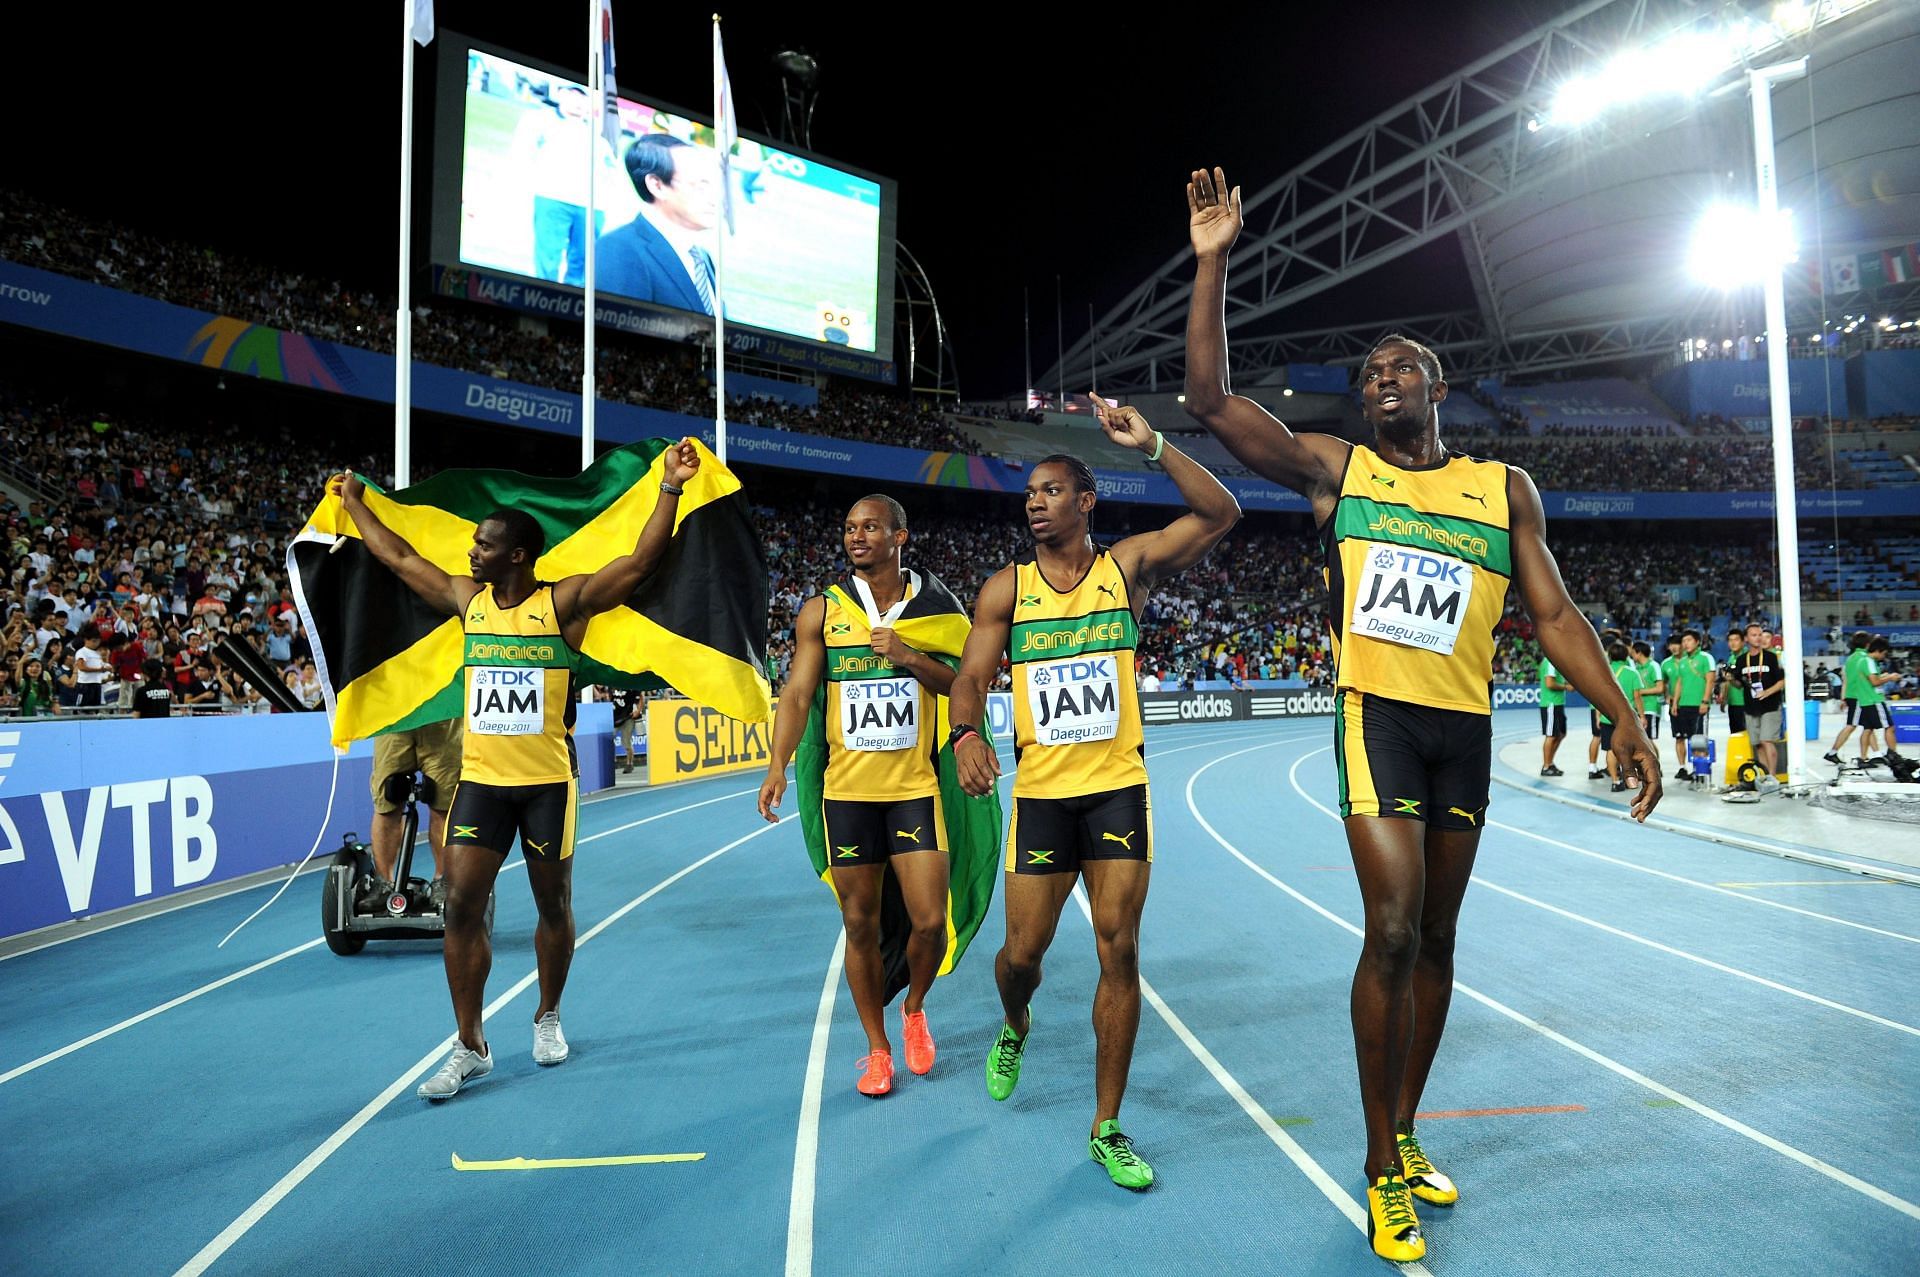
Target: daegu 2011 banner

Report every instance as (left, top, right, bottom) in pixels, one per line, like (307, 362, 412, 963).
(437, 37, 895, 362)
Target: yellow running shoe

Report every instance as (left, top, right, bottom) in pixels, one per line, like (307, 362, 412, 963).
(1366, 1171, 1426, 1263)
(1397, 1129, 1458, 1206)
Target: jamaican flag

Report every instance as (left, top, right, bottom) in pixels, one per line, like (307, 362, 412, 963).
(288, 438, 769, 749)
(794, 571, 1001, 1002)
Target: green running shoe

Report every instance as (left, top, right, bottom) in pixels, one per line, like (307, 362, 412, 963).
(1089, 1119, 1154, 1191)
(985, 1013, 1028, 1101)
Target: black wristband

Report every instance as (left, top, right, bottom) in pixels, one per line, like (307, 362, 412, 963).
(947, 722, 979, 748)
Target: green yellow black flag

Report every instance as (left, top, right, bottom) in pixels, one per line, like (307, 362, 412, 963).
(794, 570, 1001, 1002)
(288, 438, 769, 749)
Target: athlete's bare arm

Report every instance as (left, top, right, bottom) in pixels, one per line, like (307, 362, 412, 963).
(555, 438, 700, 646)
(1508, 467, 1663, 819)
(1183, 166, 1349, 520)
(332, 471, 477, 617)
(951, 567, 1015, 797)
(758, 595, 826, 822)
(1092, 396, 1241, 597)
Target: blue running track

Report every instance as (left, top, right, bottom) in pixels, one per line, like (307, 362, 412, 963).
(2, 713, 1915, 1274)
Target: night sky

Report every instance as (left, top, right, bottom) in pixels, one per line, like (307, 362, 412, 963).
(7, 1, 1553, 396)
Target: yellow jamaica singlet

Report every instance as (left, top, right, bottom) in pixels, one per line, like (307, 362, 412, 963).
(1322, 444, 1513, 715)
(820, 583, 940, 803)
(1007, 550, 1147, 799)
(460, 583, 579, 785)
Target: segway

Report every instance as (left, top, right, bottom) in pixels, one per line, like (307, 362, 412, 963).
(321, 769, 493, 955)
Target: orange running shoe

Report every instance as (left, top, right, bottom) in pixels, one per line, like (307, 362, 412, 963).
(902, 1010, 936, 1075)
(856, 1049, 894, 1096)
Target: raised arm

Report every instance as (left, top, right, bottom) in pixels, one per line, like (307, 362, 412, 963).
(557, 438, 701, 629)
(1092, 396, 1240, 592)
(951, 567, 1015, 797)
(758, 595, 826, 822)
(1507, 466, 1662, 819)
(333, 472, 470, 616)
(1183, 166, 1348, 511)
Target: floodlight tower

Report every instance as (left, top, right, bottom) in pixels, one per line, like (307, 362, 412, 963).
(1748, 57, 1811, 783)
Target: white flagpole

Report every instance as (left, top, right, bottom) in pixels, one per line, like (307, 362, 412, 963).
(713, 13, 728, 468)
(395, 3, 417, 488)
(582, 0, 602, 470)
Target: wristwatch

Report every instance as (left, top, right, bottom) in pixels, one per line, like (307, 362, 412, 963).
(947, 722, 980, 748)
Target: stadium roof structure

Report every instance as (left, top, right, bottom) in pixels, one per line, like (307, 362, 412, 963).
(1044, 0, 1920, 394)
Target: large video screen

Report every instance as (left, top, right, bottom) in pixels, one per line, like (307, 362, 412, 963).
(453, 47, 887, 353)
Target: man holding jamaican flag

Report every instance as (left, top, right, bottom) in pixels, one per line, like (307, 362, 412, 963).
(292, 436, 769, 1100)
(757, 495, 1001, 1098)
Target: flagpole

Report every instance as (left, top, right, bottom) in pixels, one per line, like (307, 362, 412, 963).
(1088, 302, 1097, 398)
(582, 0, 602, 471)
(395, 1, 417, 487)
(712, 13, 729, 468)
(1023, 287, 1031, 410)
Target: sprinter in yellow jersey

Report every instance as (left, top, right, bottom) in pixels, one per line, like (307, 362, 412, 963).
(332, 439, 700, 1101)
(951, 397, 1239, 1191)
(1183, 167, 1662, 1262)
(759, 495, 955, 1097)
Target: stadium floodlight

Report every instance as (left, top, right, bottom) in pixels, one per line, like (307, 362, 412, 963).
(1688, 204, 1797, 288)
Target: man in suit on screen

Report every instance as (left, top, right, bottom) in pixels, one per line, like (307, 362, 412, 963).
(595, 135, 723, 316)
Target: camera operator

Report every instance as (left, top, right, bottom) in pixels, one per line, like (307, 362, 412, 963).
(369, 718, 463, 892)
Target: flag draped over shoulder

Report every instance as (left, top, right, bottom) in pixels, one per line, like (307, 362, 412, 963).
(794, 571, 1001, 1002)
(288, 438, 769, 750)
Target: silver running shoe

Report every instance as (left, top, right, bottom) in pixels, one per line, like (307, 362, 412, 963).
(418, 1042, 492, 1100)
(533, 1011, 569, 1065)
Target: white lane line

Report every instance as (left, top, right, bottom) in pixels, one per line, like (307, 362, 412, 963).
(785, 931, 847, 1277)
(1064, 878, 1433, 1275)
(1285, 748, 1919, 1036)
(1, 786, 761, 1081)
(0, 938, 325, 1087)
(1468, 877, 1920, 1038)
(0, 779, 762, 965)
(1179, 740, 1920, 1223)
(1486, 819, 1920, 945)
(775, 726, 1281, 1276)
(174, 815, 794, 1277)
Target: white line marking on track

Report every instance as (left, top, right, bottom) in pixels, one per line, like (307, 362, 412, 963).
(2, 784, 761, 1082)
(1468, 877, 1920, 1038)
(785, 931, 847, 1277)
(172, 815, 794, 1277)
(1063, 881, 1433, 1273)
(0, 938, 325, 1087)
(1175, 740, 1920, 1223)
(1487, 819, 1920, 945)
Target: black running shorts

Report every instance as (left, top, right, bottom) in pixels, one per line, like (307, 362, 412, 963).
(1540, 705, 1567, 738)
(1007, 785, 1152, 875)
(1673, 706, 1703, 739)
(821, 795, 944, 868)
(1849, 702, 1887, 731)
(1335, 690, 1490, 830)
(446, 778, 578, 861)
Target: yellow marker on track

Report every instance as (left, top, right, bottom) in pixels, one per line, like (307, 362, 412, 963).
(451, 1152, 705, 1171)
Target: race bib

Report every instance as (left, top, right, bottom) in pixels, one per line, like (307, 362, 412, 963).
(468, 667, 545, 735)
(1351, 544, 1474, 656)
(839, 676, 920, 751)
(1026, 655, 1120, 746)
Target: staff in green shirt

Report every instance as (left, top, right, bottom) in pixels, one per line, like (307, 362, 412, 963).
(1631, 642, 1664, 744)
(1658, 635, 1682, 743)
(1716, 627, 1747, 736)
(1539, 656, 1569, 776)
(1598, 642, 1640, 793)
(1667, 629, 1716, 779)
(1826, 632, 1901, 764)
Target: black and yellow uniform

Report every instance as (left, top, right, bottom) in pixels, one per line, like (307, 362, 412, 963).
(818, 582, 946, 867)
(1323, 445, 1510, 827)
(446, 584, 580, 861)
(1005, 550, 1151, 873)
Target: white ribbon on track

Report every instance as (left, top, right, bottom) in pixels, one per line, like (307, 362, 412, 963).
(217, 749, 342, 948)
